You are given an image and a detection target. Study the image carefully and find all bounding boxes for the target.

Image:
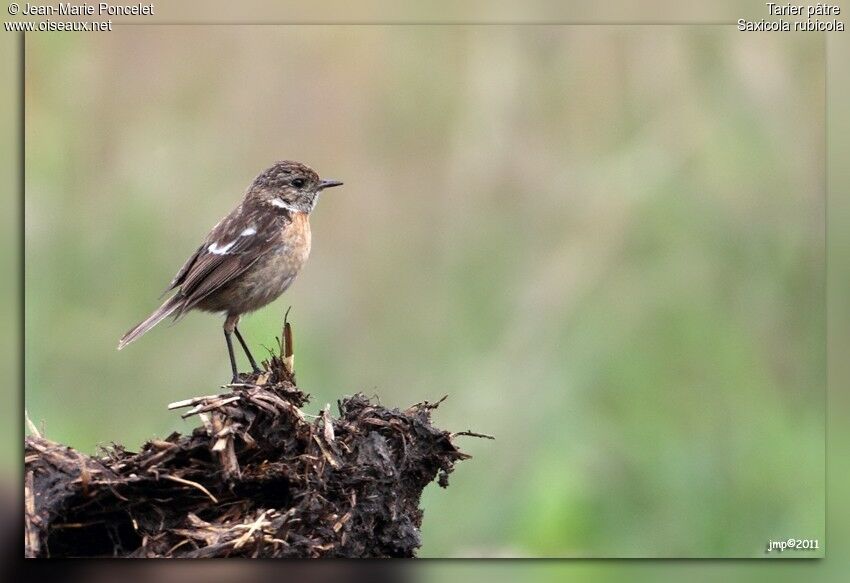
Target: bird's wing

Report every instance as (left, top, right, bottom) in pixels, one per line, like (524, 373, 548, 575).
(166, 204, 289, 316)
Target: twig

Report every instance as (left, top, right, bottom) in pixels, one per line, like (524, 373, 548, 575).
(322, 404, 335, 443)
(232, 510, 269, 549)
(181, 396, 242, 419)
(25, 410, 42, 438)
(168, 394, 229, 410)
(450, 430, 495, 440)
(160, 474, 219, 503)
(406, 394, 448, 413)
(313, 435, 342, 469)
(283, 306, 295, 375)
(25, 471, 39, 558)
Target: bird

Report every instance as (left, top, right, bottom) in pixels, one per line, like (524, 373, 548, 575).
(118, 160, 343, 381)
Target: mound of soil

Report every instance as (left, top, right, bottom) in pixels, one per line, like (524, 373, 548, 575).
(25, 328, 488, 558)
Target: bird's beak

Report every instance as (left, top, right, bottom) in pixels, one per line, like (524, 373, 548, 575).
(318, 179, 343, 191)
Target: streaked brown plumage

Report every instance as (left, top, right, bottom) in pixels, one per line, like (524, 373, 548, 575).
(118, 160, 342, 380)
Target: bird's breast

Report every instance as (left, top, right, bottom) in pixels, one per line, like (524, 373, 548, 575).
(215, 213, 311, 314)
(262, 212, 311, 285)
(279, 212, 311, 267)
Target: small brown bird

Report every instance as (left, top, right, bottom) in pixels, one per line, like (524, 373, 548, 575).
(118, 160, 343, 381)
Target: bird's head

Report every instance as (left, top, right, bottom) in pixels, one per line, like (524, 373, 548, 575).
(247, 160, 343, 214)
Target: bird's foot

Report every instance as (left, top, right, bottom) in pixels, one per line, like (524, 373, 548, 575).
(230, 371, 253, 384)
(230, 368, 263, 385)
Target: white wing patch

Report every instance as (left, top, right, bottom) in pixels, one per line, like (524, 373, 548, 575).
(208, 241, 236, 255)
(207, 225, 257, 255)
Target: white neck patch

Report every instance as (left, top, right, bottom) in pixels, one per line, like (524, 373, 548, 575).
(271, 198, 301, 213)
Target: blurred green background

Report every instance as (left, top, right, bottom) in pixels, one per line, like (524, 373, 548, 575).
(24, 27, 824, 557)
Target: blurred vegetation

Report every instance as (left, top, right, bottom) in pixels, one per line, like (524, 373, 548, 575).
(0, 33, 20, 477)
(24, 27, 823, 557)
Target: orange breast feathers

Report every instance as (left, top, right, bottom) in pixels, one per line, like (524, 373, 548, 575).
(282, 212, 312, 266)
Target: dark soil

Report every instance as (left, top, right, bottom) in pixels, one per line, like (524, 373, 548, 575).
(24, 329, 487, 558)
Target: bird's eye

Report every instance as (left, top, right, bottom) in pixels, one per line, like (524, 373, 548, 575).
(292, 178, 306, 188)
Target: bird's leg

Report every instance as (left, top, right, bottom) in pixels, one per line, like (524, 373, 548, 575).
(223, 314, 241, 383)
(233, 326, 261, 374)
(224, 329, 239, 383)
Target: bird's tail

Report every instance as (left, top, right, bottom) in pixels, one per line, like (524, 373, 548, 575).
(117, 295, 183, 350)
